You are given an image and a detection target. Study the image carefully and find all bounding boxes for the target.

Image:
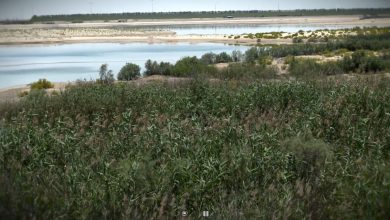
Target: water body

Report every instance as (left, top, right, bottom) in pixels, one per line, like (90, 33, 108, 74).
(0, 43, 249, 89)
(132, 24, 387, 35)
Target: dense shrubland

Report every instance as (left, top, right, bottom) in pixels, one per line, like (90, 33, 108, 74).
(289, 50, 388, 77)
(1, 76, 389, 219)
(90, 31, 390, 82)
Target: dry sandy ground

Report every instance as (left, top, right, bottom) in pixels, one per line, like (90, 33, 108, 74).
(0, 83, 69, 103)
(1, 15, 388, 30)
(0, 15, 389, 45)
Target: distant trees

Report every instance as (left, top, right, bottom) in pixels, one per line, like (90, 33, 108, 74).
(118, 63, 141, 80)
(245, 47, 259, 63)
(144, 60, 174, 76)
(30, 8, 390, 23)
(216, 52, 233, 63)
(201, 52, 217, 65)
(232, 50, 244, 62)
(173, 56, 207, 77)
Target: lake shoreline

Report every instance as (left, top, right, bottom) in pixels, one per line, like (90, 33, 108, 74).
(0, 15, 389, 45)
(0, 35, 289, 46)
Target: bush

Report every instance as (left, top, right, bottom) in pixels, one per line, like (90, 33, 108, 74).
(289, 58, 344, 77)
(281, 134, 333, 179)
(117, 63, 140, 81)
(293, 37, 304, 43)
(30, 79, 54, 90)
(245, 47, 259, 63)
(17, 91, 29, 97)
(342, 50, 385, 73)
(217, 63, 278, 80)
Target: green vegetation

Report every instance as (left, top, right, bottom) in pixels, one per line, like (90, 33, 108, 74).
(200, 52, 234, 64)
(1, 25, 390, 219)
(1, 77, 389, 219)
(247, 31, 390, 58)
(289, 50, 388, 78)
(30, 79, 54, 90)
(144, 60, 174, 76)
(342, 50, 386, 73)
(117, 63, 141, 81)
(172, 56, 217, 77)
(289, 59, 343, 77)
(215, 63, 277, 80)
(29, 8, 390, 22)
(292, 37, 304, 43)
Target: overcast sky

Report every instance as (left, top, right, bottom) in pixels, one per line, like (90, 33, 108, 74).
(0, 0, 389, 20)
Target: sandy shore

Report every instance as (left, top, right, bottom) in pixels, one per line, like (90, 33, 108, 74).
(1, 15, 389, 29)
(0, 15, 389, 45)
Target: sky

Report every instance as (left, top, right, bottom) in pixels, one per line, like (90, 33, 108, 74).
(0, 0, 389, 20)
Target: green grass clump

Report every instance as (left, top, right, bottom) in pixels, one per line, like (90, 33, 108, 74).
(0, 78, 389, 219)
(30, 79, 54, 90)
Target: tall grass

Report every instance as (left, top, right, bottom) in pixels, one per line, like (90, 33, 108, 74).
(0, 77, 389, 219)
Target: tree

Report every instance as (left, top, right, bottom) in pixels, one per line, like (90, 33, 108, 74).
(232, 50, 243, 62)
(201, 52, 217, 64)
(99, 64, 114, 84)
(118, 63, 141, 81)
(158, 62, 174, 76)
(173, 56, 207, 77)
(245, 47, 259, 63)
(216, 52, 233, 63)
(144, 60, 173, 76)
(145, 59, 160, 76)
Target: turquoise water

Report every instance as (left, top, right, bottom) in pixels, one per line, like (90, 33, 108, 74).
(0, 43, 249, 89)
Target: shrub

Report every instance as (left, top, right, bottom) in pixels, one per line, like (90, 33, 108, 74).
(244, 47, 259, 63)
(289, 59, 344, 77)
(258, 55, 273, 66)
(30, 79, 54, 90)
(342, 50, 386, 73)
(217, 63, 278, 80)
(281, 134, 333, 179)
(117, 63, 140, 81)
(17, 91, 29, 97)
(293, 37, 304, 43)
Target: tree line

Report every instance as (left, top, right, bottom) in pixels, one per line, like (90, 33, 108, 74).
(30, 8, 390, 22)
